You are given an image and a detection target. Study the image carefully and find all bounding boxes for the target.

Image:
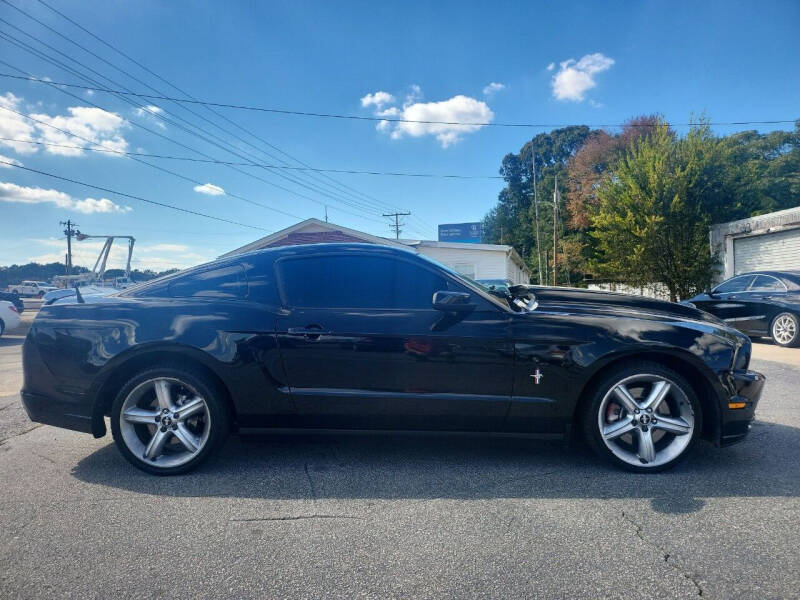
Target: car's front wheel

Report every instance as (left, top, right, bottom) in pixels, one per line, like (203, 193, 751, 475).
(771, 312, 799, 347)
(583, 362, 701, 472)
(110, 366, 229, 475)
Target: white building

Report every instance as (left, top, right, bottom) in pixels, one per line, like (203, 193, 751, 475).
(710, 206, 800, 282)
(222, 218, 531, 284)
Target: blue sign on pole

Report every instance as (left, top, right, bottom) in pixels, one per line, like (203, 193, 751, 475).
(438, 222, 483, 243)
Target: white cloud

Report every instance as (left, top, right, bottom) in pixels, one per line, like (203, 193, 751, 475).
(360, 91, 395, 108)
(134, 105, 166, 129)
(551, 52, 614, 102)
(482, 82, 506, 96)
(135, 105, 164, 116)
(403, 84, 422, 107)
(546, 62, 555, 71)
(29, 105, 129, 156)
(72, 197, 132, 214)
(0, 154, 22, 168)
(0, 93, 37, 155)
(0, 181, 131, 214)
(193, 182, 225, 196)
(362, 87, 493, 148)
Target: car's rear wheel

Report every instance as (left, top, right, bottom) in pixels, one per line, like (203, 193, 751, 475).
(0, 319, 5, 337)
(110, 366, 229, 475)
(771, 312, 799, 347)
(583, 362, 701, 472)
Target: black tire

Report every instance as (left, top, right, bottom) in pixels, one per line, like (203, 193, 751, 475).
(582, 361, 702, 473)
(38, 291, 44, 298)
(770, 312, 799, 348)
(0, 319, 4, 337)
(110, 365, 230, 475)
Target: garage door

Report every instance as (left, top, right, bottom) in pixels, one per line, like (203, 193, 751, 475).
(734, 229, 800, 274)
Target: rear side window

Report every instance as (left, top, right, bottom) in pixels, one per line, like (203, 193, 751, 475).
(169, 263, 246, 299)
(714, 275, 753, 294)
(749, 275, 786, 292)
(278, 254, 448, 309)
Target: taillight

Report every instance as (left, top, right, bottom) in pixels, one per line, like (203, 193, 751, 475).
(9, 305, 19, 313)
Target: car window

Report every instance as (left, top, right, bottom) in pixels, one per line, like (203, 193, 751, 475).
(748, 275, 786, 292)
(240, 258, 279, 305)
(169, 263, 246, 299)
(714, 275, 754, 294)
(278, 254, 448, 309)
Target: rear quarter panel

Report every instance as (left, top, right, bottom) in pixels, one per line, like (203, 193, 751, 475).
(25, 297, 290, 426)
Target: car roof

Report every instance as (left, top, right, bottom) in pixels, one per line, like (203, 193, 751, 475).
(228, 242, 419, 261)
(727, 270, 800, 287)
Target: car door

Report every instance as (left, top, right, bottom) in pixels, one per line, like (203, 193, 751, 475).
(695, 275, 755, 323)
(274, 250, 513, 431)
(736, 274, 788, 335)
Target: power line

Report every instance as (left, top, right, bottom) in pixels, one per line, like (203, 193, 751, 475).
(0, 159, 271, 232)
(0, 15, 406, 229)
(15, 0, 435, 235)
(0, 137, 505, 179)
(1, 72, 796, 130)
(0, 35, 391, 226)
(0, 54, 390, 228)
(0, 102, 308, 222)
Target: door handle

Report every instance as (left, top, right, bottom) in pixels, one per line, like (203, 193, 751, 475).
(287, 326, 332, 338)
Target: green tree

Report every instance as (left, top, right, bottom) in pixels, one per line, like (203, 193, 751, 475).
(590, 120, 728, 301)
(483, 126, 595, 284)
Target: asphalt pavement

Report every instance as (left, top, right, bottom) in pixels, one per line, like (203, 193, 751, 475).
(1, 312, 799, 599)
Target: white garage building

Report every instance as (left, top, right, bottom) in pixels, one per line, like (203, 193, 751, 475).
(222, 218, 531, 284)
(710, 206, 800, 282)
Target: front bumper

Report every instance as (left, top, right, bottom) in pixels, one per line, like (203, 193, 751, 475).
(718, 369, 765, 446)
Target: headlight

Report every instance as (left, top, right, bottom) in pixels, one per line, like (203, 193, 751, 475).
(732, 338, 751, 370)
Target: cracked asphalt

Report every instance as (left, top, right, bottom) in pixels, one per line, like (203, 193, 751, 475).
(1, 311, 799, 598)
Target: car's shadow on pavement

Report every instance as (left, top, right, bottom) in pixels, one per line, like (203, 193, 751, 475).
(71, 419, 798, 514)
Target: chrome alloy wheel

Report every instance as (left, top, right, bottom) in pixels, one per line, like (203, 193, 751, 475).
(772, 314, 797, 346)
(597, 374, 695, 468)
(119, 377, 211, 468)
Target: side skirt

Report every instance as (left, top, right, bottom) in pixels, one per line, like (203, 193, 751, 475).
(236, 426, 566, 441)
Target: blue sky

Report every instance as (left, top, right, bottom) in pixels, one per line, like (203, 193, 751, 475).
(1, 0, 798, 271)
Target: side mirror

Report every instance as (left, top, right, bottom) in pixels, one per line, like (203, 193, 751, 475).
(706, 288, 718, 298)
(432, 290, 475, 313)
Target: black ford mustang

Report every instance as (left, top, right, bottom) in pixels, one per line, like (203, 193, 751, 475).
(684, 271, 800, 347)
(22, 243, 765, 475)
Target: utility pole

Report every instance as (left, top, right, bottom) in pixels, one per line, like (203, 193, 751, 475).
(324, 205, 328, 222)
(531, 154, 544, 285)
(60, 220, 78, 275)
(383, 211, 411, 240)
(553, 174, 559, 286)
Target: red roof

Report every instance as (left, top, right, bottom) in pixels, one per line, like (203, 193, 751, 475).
(265, 230, 370, 247)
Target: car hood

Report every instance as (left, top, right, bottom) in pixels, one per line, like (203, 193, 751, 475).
(527, 286, 725, 325)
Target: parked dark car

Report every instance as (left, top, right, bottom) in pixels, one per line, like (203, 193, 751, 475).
(21, 244, 764, 475)
(0, 290, 24, 313)
(684, 271, 800, 347)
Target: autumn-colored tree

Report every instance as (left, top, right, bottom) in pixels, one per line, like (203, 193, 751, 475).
(566, 115, 663, 230)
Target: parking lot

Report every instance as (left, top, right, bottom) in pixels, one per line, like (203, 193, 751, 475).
(1, 308, 799, 599)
